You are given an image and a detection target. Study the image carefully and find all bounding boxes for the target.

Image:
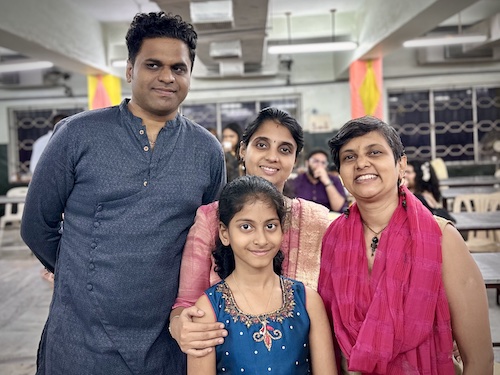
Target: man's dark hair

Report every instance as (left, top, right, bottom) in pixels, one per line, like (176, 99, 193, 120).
(125, 12, 197, 70)
(51, 113, 68, 128)
(306, 148, 329, 161)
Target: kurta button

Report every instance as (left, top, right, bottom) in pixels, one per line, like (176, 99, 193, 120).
(91, 242, 97, 249)
(87, 283, 93, 291)
(143, 181, 148, 187)
(139, 129, 145, 135)
(89, 263, 95, 270)
(93, 222, 99, 228)
(144, 146, 149, 152)
(97, 205, 103, 212)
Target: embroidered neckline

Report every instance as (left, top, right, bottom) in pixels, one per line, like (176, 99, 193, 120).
(218, 276, 296, 329)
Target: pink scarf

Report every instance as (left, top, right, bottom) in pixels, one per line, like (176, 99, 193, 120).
(318, 186, 455, 374)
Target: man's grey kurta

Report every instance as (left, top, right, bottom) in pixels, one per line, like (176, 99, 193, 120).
(21, 99, 226, 375)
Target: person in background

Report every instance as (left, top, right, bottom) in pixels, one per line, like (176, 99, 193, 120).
(405, 159, 456, 223)
(31, 113, 68, 282)
(206, 127, 219, 140)
(221, 122, 243, 182)
(289, 148, 347, 212)
(21, 12, 225, 375)
(29, 113, 67, 174)
(187, 175, 337, 375)
(318, 116, 493, 374)
(169, 107, 332, 358)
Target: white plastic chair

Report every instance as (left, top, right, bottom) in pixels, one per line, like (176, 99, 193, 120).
(0, 186, 29, 247)
(430, 158, 449, 181)
(488, 191, 500, 242)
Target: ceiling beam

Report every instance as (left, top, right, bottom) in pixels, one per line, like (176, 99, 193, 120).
(0, 0, 110, 75)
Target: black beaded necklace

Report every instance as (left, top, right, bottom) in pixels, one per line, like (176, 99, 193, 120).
(362, 221, 388, 256)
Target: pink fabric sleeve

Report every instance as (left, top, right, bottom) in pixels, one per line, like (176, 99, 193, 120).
(173, 202, 220, 309)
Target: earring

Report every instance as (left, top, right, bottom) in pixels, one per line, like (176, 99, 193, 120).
(344, 207, 350, 218)
(399, 186, 407, 210)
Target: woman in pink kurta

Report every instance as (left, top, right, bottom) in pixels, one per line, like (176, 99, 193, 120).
(170, 107, 332, 356)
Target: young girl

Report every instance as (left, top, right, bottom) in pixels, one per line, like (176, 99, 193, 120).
(187, 175, 337, 375)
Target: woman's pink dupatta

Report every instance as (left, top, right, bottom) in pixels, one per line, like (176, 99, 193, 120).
(318, 186, 455, 374)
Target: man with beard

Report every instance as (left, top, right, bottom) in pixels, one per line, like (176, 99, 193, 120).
(290, 149, 347, 212)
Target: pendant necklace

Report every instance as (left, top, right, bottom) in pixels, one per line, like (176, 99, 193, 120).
(231, 273, 282, 351)
(362, 220, 388, 256)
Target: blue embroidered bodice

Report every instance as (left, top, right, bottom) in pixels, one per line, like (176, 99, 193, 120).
(205, 276, 311, 374)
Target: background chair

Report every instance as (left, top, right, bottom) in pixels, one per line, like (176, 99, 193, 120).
(452, 192, 500, 252)
(430, 157, 449, 181)
(0, 186, 29, 247)
(489, 192, 500, 243)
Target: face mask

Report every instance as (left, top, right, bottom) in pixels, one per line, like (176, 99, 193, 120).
(222, 141, 233, 152)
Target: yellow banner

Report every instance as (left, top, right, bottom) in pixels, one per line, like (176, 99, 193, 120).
(87, 74, 122, 110)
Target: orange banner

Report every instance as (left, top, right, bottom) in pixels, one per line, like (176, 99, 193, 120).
(349, 58, 383, 119)
(87, 74, 122, 110)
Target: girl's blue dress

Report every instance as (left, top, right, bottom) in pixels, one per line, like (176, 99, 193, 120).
(205, 276, 311, 374)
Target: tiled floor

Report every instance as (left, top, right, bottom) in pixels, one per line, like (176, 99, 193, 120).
(0, 228, 499, 374)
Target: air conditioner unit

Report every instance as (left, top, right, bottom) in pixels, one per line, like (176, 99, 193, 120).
(416, 45, 499, 65)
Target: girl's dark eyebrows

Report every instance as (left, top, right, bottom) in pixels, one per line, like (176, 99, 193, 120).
(234, 218, 255, 223)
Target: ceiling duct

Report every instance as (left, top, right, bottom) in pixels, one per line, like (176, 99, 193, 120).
(156, 0, 269, 78)
(218, 59, 244, 76)
(210, 40, 242, 58)
(190, 0, 232, 23)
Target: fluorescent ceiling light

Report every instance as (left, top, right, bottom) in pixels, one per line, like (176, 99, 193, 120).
(0, 60, 53, 73)
(268, 41, 357, 54)
(403, 34, 487, 48)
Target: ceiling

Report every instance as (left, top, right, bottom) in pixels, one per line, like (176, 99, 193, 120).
(0, 0, 499, 84)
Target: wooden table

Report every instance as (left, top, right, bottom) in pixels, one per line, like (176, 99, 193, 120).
(471, 253, 500, 346)
(453, 211, 500, 232)
(440, 175, 500, 188)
